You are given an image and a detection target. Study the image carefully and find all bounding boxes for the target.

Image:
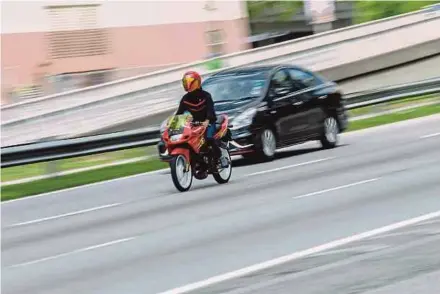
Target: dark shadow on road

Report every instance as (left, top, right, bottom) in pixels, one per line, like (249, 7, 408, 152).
(158, 144, 350, 172)
(159, 143, 350, 194)
(232, 144, 349, 168)
(177, 144, 351, 193)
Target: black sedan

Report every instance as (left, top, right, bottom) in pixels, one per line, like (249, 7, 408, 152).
(159, 64, 348, 161)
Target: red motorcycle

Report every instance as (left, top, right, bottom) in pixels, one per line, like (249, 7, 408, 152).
(160, 113, 232, 192)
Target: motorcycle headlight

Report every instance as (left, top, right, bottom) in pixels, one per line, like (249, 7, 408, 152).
(232, 108, 257, 129)
(170, 134, 182, 142)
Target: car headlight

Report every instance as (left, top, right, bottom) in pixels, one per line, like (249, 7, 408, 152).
(232, 108, 257, 129)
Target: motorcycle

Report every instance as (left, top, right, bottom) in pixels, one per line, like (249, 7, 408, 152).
(159, 113, 233, 192)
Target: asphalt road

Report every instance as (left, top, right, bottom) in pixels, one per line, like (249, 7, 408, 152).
(2, 114, 440, 294)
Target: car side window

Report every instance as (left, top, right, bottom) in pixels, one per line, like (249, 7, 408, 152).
(270, 69, 292, 97)
(288, 69, 321, 89)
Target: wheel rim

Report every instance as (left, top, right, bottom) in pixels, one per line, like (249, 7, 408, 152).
(218, 148, 232, 180)
(324, 117, 338, 143)
(262, 129, 276, 157)
(175, 155, 192, 189)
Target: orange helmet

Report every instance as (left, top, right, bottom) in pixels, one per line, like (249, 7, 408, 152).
(182, 71, 201, 92)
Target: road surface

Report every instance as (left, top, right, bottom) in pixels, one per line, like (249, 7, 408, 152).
(2, 114, 440, 294)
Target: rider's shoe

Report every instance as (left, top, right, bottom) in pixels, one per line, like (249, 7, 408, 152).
(209, 157, 227, 173)
(219, 156, 229, 168)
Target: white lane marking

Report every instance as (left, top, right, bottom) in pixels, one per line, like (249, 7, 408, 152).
(293, 178, 380, 200)
(10, 237, 136, 268)
(157, 210, 440, 294)
(1, 168, 168, 205)
(420, 132, 440, 139)
(246, 157, 335, 177)
(7, 203, 122, 227)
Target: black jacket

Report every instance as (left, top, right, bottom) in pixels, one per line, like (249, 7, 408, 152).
(176, 88, 217, 124)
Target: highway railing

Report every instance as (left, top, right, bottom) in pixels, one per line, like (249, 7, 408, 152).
(345, 77, 440, 109)
(1, 127, 161, 168)
(2, 78, 439, 168)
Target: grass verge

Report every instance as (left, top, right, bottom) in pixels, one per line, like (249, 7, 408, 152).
(348, 94, 439, 117)
(347, 102, 440, 131)
(1, 158, 168, 202)
(2, 102, 440, 201)
(1, 146, 156, 182)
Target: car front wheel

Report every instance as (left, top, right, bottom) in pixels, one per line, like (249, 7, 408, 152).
(253, 128, 277, 161)
(320, 116, 339, 149)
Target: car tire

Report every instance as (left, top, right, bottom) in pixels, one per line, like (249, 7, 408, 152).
(320, 116, 339, 149)
(254, 127, 277, 161)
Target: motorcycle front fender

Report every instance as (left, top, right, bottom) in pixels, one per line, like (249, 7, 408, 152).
(170, 147, 190, 163)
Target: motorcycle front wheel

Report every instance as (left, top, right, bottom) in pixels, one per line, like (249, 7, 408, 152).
(170, 155, 193, 192)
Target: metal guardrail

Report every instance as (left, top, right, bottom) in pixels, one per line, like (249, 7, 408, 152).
(1, 78, 439, 168)
(1, 128, 161, 168)
(345, 77, 440, 109)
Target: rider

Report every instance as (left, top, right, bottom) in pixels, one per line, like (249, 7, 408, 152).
(175, 71, 227, 169)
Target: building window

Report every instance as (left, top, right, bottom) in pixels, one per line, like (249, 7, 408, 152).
(206, 29, 225, 56)
(46, 4, 108, 59)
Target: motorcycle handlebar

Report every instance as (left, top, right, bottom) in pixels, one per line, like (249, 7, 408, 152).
(191, 121, 207, 126)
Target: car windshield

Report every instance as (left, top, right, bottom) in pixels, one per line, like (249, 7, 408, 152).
(202, 72, 268, 103)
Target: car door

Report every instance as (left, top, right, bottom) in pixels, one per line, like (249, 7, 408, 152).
(287, 68, 327, 137)
(267, 68, 299, 143)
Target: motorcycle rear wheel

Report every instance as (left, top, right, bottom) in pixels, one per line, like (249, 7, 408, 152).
(170, 155, 193, 192)
(213, 148, 232, 184)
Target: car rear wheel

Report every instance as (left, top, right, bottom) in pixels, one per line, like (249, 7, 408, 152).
(320, 116, 339, 149)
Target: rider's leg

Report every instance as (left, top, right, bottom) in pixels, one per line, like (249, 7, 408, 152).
(206, 124, 220, 158)
(206, 124, 228, 168)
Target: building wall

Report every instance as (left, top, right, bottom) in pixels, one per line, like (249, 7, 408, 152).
(1, 0, 250, 103)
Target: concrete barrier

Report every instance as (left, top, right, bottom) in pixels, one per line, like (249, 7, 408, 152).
(321, 39, 440, 82)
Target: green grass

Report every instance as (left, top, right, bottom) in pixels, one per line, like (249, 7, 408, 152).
(1, 146, 155, 182)
(348, 94, 439, 117)
(1, 158, 168, 202)
(2, 102, 440, 202)
(347, 102, 440, 131)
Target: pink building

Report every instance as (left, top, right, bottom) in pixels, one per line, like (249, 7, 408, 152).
(1, 0, 250, 104)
